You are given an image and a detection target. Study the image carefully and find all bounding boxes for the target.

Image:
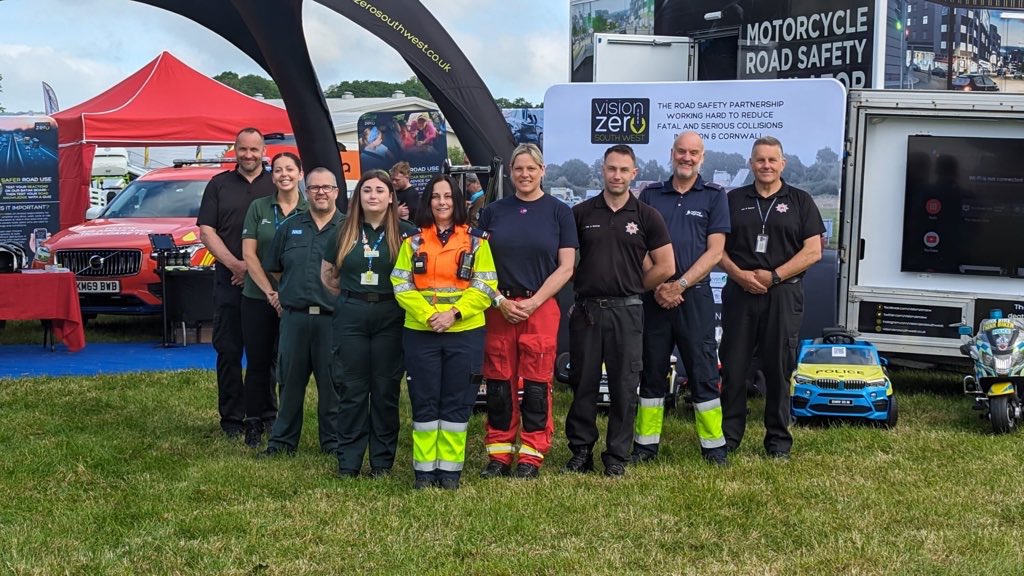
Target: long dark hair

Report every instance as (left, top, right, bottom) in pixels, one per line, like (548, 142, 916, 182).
(416, 174, 467, 228)
(334, 170, 401, 270)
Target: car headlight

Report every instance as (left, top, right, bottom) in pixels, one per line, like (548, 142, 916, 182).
(794, 374, 813, 384)
(865, 378, 888, 388)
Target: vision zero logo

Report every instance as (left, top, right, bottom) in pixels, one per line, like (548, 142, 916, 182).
(591, 98, 649, 144)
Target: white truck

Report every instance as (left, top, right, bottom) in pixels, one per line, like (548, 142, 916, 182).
(839, 89, 1024, 358)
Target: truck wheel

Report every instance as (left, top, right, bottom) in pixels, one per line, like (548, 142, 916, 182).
(990, 396, 1017, 434)
(884, 395, 899, 429)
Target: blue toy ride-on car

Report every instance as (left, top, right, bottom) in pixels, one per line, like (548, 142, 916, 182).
(790, 327, 897, 427)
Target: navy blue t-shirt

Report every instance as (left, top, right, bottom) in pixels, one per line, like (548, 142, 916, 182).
(478, 193, 578, 293)
(638, 175, 730, 280)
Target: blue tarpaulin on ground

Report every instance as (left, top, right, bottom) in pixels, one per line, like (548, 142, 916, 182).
(0, 342, 216, 379)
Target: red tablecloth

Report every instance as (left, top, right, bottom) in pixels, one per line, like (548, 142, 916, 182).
(0, 271, 86, 352)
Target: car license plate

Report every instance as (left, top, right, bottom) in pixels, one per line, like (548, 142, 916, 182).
(77, 280, 120, 293)
(828, 399, 854, 406)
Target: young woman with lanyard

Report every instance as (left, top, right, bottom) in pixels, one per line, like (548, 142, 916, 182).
(391, 174, 499, 490)
(239, 152, 308, 448)
(321, 170, 416, 478)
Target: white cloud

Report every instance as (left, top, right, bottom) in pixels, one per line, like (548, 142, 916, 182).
(0, 44, 124, 113)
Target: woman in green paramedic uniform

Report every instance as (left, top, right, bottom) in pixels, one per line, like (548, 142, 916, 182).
(240, 152, 308, 448)
(322, 169, 416, 478)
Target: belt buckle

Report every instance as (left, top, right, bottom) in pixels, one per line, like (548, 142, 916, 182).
(309, 306, 320, 315)
(596, 299, 611, 309)
(366, 293, 380, 303)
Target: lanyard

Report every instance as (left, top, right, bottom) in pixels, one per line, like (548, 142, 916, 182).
(362, 227, 385, 271)
(754, 197, 778, 235)
(272, 205, 283, 229)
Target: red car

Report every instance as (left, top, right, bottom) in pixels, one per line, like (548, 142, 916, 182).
(34, 165, 220, 315)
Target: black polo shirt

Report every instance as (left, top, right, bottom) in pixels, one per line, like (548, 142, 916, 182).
(395, 186, 420, 223)
(573, 192, 672, 298)
(196, 168, 275, 263)
(638, 175, 730, 280)
(264, 210, 344, 312)
(724, 179, 825, 272)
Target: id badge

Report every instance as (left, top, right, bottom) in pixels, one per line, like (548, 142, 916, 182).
(755, 234, 769, 254)
(360, 271, 379, 286)
(364, 248, 380, 258)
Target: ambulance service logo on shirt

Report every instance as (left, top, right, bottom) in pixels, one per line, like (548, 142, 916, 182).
(625, 222, 639, 235)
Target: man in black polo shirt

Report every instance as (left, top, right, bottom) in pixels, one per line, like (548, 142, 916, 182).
(719, 136, 825, 460)
(563, 144, 674, 477)
(636, 131, 731, 466)
(390, 161, 419, 223)
(260, 167, 344, 456)
(197, 127, 275, 438)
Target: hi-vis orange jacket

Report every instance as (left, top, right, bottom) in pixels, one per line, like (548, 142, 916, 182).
(391, 225, 498, 332)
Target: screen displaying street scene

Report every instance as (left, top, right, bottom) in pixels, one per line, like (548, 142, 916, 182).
(502, 108, 545, 151)
(571, 0, 655, 82)
(357, 110, 448, 192)
(901, 135, 1024, 277)
(0, 115, 60, 261)
(906, 2, 1024, 94)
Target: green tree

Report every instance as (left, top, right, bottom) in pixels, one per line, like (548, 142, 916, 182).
(213, 71, 281, 99)
(448, 145, 466, 166)
(324, 76, 434, 101)
(495, 97, 540, 109)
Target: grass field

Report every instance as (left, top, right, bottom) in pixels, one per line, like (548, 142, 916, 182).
(2, 366, 1024, 575)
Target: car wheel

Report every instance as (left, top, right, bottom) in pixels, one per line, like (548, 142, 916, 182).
(554, 352, 571, 386)
(883, 395, 899, 429)
(990, 395, 1017, 434)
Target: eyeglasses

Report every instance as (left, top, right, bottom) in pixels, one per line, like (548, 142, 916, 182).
(307, 185, 338, 193)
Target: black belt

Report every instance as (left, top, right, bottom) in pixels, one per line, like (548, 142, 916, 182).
(778, 276, 802, 285)
(577, 295, 643, 308)
(500, 287, 535, 298)
(340, 290, 395, 303)
(286, 305, 332, 315)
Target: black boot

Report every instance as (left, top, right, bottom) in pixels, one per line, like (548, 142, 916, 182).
(243, 420, 262, 449)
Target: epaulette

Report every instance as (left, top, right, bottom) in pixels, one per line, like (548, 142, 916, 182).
(401, 227, 421, 240)
(704, 181, 725, 192)
(467, 227, 490, 240)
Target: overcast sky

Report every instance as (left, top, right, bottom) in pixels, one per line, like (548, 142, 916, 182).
(0, 0, 570, 113)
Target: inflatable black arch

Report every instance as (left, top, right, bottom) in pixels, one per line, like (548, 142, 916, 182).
(133, 0, 516, 205)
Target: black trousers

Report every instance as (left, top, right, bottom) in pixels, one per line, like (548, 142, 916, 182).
(240, 295, 279, 429)
(213, 277, 243, 433)
(333, 297, 405, 472)
(719, 281, 804, 454)
(565, 299, 643, 467)
(639, 283, 720, 453)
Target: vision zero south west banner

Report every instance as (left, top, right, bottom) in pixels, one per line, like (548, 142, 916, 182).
(542, 78, 847, 338)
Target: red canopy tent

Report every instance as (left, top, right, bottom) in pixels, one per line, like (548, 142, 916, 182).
(53, 51, 293, 230)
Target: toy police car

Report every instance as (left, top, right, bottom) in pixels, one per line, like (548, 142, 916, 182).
(790, 327, 898, 427)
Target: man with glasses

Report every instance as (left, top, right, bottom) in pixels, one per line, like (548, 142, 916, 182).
(260, 168, 344, 456)
(197, 127, 275, 439)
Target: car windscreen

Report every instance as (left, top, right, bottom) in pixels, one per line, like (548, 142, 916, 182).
(799, 346, 877, 366)
(102, 179, 207, 218)
(952, 77, 970, 86)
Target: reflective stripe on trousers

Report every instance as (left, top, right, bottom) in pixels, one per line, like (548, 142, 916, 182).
(437, 420, 468, 471)
(634, 396, 664, 446)
(694, 398, 726, 449)
(412, 419, 440, 472)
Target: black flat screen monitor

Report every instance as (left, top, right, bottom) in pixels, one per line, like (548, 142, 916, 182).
(901, 135, 1024, 277)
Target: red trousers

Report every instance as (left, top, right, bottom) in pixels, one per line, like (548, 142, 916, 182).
(482, 298, 560, 467)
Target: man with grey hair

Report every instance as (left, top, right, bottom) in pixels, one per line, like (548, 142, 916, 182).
(260, 167, 344, 457)
(718, 136, 824, 460)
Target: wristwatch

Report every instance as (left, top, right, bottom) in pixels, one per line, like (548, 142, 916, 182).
(677, 277, 689, 290)
(452, 308, 463, 321)
(771, 270, 782, 286)
(493, 295, 506, 308)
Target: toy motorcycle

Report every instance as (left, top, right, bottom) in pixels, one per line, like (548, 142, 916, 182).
(960, 310, 1024, 434)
